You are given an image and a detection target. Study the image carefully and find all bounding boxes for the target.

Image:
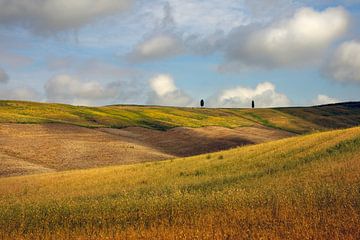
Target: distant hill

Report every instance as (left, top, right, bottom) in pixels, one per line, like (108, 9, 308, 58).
(1, 100, 359, 133)
(279, 101, 360, 129)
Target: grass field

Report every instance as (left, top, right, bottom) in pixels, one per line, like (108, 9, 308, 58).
(2, 100, 360, 133)
(0, 123, 293, 177)
(1, 126, 360, 239)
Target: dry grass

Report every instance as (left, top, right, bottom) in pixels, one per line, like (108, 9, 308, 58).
(0, 127, 360, 239)
(0, 123, 172, 176)
(0, 123, 292, 177)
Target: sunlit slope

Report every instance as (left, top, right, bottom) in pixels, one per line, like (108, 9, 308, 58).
(2, 100, 359, 133)
(1, 127, 360, 239)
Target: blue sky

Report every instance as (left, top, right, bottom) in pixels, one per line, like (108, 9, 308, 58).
(0, 0, 360, 107)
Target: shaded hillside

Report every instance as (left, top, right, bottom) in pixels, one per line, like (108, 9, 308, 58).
(279, 102, 360, 129)
(0, 124, 292, 177)
(0, 127, 360, 239)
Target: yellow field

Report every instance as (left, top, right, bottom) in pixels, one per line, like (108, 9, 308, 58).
(2, 100, 354, 133)
(1, 127, 360, 239)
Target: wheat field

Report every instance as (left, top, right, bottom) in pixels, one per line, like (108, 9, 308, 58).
(0, 127, 360, 239)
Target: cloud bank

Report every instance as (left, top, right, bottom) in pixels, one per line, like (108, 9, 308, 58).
(0, 87, 39, 101)
(313, 94, 340, 105)
(324, 40, 360, 84)
(129, 34, 184, 62)
(45, 75, 120, 105)
(0, 0, 133, 34)
(221, 6, 349, 71)
(127, 2, 185, 62)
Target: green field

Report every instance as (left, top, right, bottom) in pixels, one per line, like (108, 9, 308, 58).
(1, 100, 360, 133)
(1, 126, 360, 239)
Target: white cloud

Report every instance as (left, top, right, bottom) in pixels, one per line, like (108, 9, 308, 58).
(222, 6, 349, 70)
(149, 74, 177, 96)
(128, 34, 184, 62)
(127, 2, 185, 62)
(313, 94, 340, 105)
(0, 87, 39, 101)
(0, 0, 133, 34)
(324, 40, 360, 83)
(45, 75, 120, 105)
(209, 82, 290, 108)
(0, 67, 9, 83)
(47, 57, 141, 79)
(147, 74, 193, 107)
(127, 0, 245, 62)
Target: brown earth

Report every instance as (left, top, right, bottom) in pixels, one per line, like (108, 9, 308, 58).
(99, 125, 294, 156)
(0, 123, 294, 177)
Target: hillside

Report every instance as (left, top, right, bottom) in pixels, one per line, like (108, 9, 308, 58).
(1, 100, 359, 177)
(2, 100, 360, 133)
(0, 127, 360, 239)
(279, 102, 360, 129)
(0, 123, 292, 177)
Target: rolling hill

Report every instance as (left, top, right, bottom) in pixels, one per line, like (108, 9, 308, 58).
(0, 126, 359, 239)
(0, 123, 292, 177)
(1, 100, 360, 133)
(0, 100, 359, 177)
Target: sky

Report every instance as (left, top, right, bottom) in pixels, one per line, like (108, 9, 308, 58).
(0, 0, 360, 108)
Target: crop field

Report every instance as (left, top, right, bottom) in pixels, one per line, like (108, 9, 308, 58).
(2, 100, 360, 133)
(1, 126, 360, 239)
(0, 123, 293, 177)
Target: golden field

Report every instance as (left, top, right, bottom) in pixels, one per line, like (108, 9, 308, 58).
(0, 126, 360, 239)
(0, 123, 293, 177)
(3, 100, 359, 133)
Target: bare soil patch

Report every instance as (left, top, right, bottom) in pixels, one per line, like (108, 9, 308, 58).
(99, 125, 294, 157)
(0, 124, 172, 176)
(0, 124, 294, 177)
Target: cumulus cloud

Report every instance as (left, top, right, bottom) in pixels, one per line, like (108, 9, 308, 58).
(0, 0, 133, 34)
(47, 57, 141, 79)
(313, 94, 340, 105)
(221, 6, 349, 70)
(0, 67, 9, 83)
(45, 75, 122, 105)
(128, 34, 184, 62)
(323, 40, 360, 83)
(128, 3, 185, 62)
(147, 74, 193, 107)
(209, 82, 290, 108)
(0, 87, 39, 101)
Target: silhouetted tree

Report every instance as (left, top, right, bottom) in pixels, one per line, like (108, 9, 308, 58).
(200, 99, 205, 108)
(252, 100, 255, 109)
